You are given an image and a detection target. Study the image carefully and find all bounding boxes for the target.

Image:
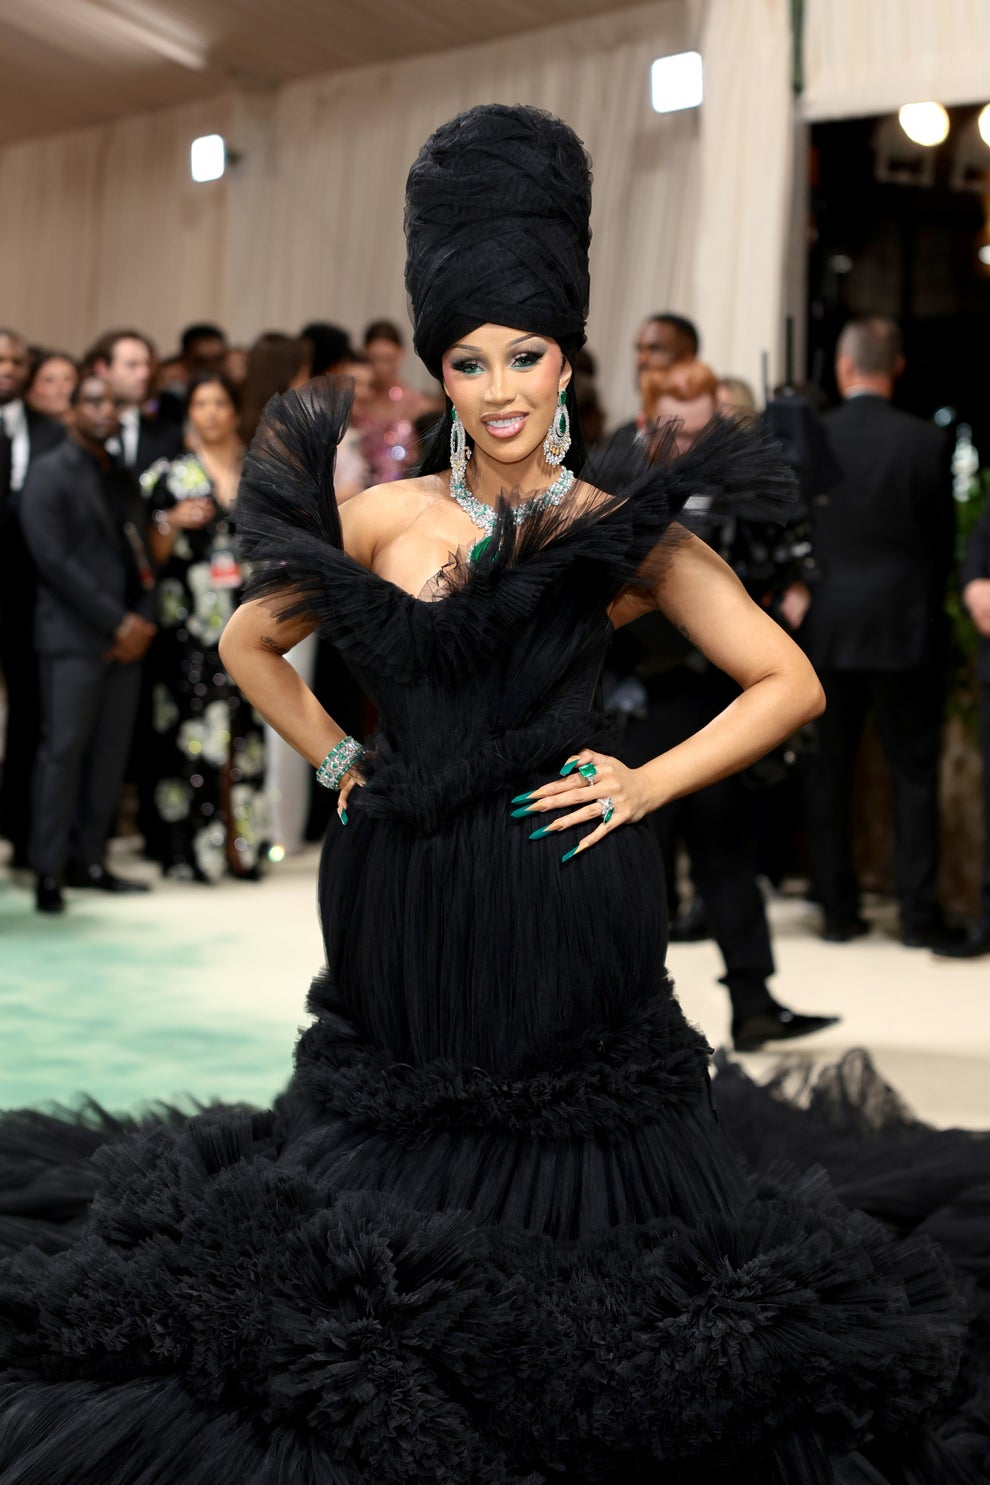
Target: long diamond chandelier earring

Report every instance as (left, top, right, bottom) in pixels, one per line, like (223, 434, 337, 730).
(450, 407, 471, 482)
(543, 390, 571, 467)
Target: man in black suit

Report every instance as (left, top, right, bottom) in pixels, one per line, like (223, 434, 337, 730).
(20, 372, 157, 913)
(0, 327, 66, 865)
(85, 329, 184, 474)
(800, 317, 956, 946)
(935, 507, 990, 957)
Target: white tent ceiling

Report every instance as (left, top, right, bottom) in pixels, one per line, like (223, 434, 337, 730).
(0, 0, 656, 147)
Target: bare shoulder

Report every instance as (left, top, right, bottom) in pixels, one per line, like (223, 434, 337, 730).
(339, 474, 448, 564)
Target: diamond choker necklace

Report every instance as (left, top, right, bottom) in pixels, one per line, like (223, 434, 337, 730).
(448, 464, 576, 543)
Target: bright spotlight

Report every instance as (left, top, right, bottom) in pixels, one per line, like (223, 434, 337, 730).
(979, 104, 990, 147)
(979, 245, 990, 266)
(191, 134, 225, 182)
(898, 102, 949, 147)
(651, 51, 703, 114)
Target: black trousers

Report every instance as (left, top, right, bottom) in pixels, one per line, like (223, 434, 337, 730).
(981, 687, 990, 924)
(622, 666, 775, 1020)
(0, 520, 39, 861)
(805, 666, 943, 929)
(31, 652, 142, 877)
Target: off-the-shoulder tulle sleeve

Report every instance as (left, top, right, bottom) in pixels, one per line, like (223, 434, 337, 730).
(234, 375, 354, 623)
(577, 413, 799, 590)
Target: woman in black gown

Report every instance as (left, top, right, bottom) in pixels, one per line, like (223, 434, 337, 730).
(0, 106, 987, 1485)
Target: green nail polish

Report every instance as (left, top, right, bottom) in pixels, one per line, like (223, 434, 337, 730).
(510, 804, 538, 818)
(529, 825, 554, 840)
(511, 790, 535, 804)
(340, 810, 348, 825)
(559, 759, 579, 776)
(561, 846, 580, 863)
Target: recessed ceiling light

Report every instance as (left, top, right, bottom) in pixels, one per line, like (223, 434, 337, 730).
(898, 102, 949, 147)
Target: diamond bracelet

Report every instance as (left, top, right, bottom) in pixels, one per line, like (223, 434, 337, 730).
(315, 736, 364, 791)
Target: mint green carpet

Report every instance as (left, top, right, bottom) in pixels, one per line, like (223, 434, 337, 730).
(2, 851, 989, 1128)
(0, 850, 323, 1115)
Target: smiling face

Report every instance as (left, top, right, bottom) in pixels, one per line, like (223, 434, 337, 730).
(442, 323, 571, 476)
(27, 356, 78, 419)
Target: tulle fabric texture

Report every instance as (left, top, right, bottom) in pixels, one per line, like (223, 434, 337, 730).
(0, 379, 987, 1485)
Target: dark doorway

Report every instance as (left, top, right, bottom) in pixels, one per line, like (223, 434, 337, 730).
(808, 106, 990, 449)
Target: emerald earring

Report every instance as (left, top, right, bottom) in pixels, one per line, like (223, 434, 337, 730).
(543, 390, 571, 467)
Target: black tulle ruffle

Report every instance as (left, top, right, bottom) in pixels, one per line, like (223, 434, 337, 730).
(295, 974, 712, 1141)
(0, 1092, 974, 1485)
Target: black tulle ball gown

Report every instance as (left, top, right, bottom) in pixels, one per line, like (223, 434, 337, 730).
(0, 383, 988, 1485)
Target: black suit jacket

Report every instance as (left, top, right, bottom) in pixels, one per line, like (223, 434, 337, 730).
(802, 395, 954, 671)
(963, 504, 990, 684)
(0, 406, 65, 521)
(20, 440, 154, 657)
(135, 413, 184, 476)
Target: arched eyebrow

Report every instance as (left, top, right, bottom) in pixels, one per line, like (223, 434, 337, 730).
(449, 334, 548, 353)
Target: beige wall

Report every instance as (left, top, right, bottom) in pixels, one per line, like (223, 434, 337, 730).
(1, 0, 800, 423)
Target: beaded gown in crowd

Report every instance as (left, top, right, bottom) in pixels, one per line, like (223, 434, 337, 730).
(140, 453, 270, 880)
(0, 380, 987, 1485)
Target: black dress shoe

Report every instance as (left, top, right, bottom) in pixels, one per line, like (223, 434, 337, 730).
(932, 921, 990, 959)
(901, 918, 966, 950)
(65, 865, 151, 894)
(669, 898, 711, 942)
(732, 1004, 840, 1053)
(35, 875, 65, 914)
(821, 914, 870, 943)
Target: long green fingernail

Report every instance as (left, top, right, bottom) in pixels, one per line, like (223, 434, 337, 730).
(559, 759, 579, 776)
(561, 846, 580, 862)
(529, 825, 554, 840)
(510, 804, 538, 818)
(511, 790, 536, 804)
(339, 809, 348, 826)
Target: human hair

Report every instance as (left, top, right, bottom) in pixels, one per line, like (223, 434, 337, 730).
(363, 319, 404, 349)
(83, 328, 156, 371)
(301, 322, 353, 375)
(185, 369, 242, 414)
(0, 327, 27, 350)
(180, 322, 226, 356)
(716, 375, 758, 417)
(837, 316, 903, 376)
(25, 350, 79, 392)
(239, 332, 311, 442)
(651, 360, 718, 402)
(648, 313, 700, 356)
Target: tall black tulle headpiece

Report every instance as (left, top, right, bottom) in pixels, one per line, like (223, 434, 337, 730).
(404, 104, 592, 379)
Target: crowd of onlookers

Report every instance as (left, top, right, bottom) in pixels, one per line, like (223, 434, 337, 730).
(0, 310, 988, 1002)
(0, 317, 438, 914)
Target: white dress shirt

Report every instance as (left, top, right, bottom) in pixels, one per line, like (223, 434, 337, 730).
(117, 405, 141, 468)
(1, 398, 29, 492)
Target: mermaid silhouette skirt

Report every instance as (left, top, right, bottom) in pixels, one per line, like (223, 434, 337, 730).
(0, 384, 986, 1483)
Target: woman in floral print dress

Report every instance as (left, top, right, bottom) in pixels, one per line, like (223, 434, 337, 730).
(141, 372, 270, 881)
